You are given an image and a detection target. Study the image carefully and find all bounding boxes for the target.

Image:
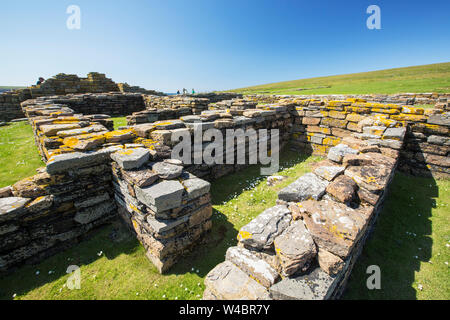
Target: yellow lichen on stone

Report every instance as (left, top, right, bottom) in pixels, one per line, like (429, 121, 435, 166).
(238, 231, 252, 240)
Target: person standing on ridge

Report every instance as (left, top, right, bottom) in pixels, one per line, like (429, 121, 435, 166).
(177, 90, 180, 95)
(36, 77, 45, 86)
(192, 88, 195, 94)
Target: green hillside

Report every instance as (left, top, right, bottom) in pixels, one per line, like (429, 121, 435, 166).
(230, 62, 450, 95)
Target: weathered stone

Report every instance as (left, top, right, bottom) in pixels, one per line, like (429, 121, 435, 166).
(427, 113, 450, 127)
(238, 205, 292, 250)
(73, 201, 115, 224)
(121, 167, 159, 188)
(345, 165, 391, 193)
(0, 186, 13, 198)
(47, 146, 122, 174)
(0, 197, 30, 222)
(300, 200, 368, 258)
(314, 166, 345, 181)
(270, 267, 336, 300)
(40, 123, 81, 136)
(318, 248, 345, 276)
(327, 144, 358, 163)
(25, 195, 54, 213)
(427, 135, 450, 146)
(135, 180, 185, 213)
(278, 173, 329, 202)
(74, 193, 109, 209)
(342, 154, 373, 167)
(274, 220, 317, 277)
(151, 162, 183, 179)
(205, 261, 271, 300)
(326, 175, 357, 203)
(181, 178, 211, 200)
(379, 139, 403, 150)
(383, 127, 406, 141)
(226, 246, 279, 288)
(111, 148, 150, 170)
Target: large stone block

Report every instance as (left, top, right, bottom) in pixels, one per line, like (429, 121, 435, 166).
(278, 173, 329, 202)
(238, 205, 292, 250)
(226, 246, 279, 288)
(111, 148, 150, 170)
(274, 220, 317, 277)
(300, 199, 368, 258)
(135, 180, 185, 213)
(205, 261, 271, 300)
(0, 197, 30, 223)
(327, 144, 358, 163)
(269, 267, 336, 300)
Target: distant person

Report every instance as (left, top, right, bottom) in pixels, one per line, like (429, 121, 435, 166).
(192, 89, 195, 94)
(177, 90, 180, 95)
(36, 77, 45, 85)
(182, 88, 187, 95)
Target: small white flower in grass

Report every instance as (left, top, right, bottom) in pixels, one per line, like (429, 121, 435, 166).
(97, 251, 103, 256)
(445, 262, 449, 266)
(154, 283, 158, 287)
(446, 244, 450, 248)
(35, 270, 40, 275)
(162, 295, 166, 299)
(418, 284, 423, 291)
(136, 293, 139, 296)
(175, 297, 178, 300)
(12, 294, 17, 298)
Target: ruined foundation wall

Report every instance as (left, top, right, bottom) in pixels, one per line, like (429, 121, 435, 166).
(203, 129, 404, 300)
(0, 72, 157, 122)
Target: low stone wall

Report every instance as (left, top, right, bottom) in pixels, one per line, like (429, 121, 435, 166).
(245, 93, 450, 106)
(0, 72, 157, 122)
(128, 105, 293, 180)
(288, 99, 449, 178)
(110, 150, 212, 273)
(26, 92, 146, 117)
(203, 131, 403, 300)
(143, 95, 210, 113)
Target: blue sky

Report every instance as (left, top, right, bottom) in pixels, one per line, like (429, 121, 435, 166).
(1, 0, 449, 92)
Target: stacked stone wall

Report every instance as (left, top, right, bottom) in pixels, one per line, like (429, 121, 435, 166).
(203, 131, 403, 300)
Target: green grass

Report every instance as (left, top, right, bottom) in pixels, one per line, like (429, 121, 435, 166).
(111, 117, 128, 130)
(344, 173, 450, 300)
(0, 150, 321, 300)
(230, 62, 450, 95)
(0, 122, 44, 188)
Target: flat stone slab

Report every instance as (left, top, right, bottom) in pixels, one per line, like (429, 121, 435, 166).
(274, 220, 317, 277)
(344, 165, 391, 194)
(46, 146, 122, 174)
(135, 180, 185, 213)
(278, 173, 329, 202)
(205, 261, 271, 300)
(269, 267, 336, 300)
(299, 199, 368, 259)
(327, 144, 358, 163)
(226, 246, 279, 288)
(427, 113, 450, 127)
(314, 166, 345, 181)
(111, 148, 150, 170)
(181, 177, 211, 200)
(121, 168, 159, 188)
(238, 205, 291, 250)
(0, 197, 30, 222)
(382, 127, 406, 141)
(326, 175, 357, 203)
(151, 162, 183, 179)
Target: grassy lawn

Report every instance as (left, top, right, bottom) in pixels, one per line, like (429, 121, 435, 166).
(231, 62, 450, 95)
(111, 117, 128, 130)
(0, 121, 44, 188)
(0, 149, 321, 300)
(344, 173, 450, 300)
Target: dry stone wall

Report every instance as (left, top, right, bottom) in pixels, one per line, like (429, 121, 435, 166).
(0, 72, 157, 122)
(203, 131, 403, 300)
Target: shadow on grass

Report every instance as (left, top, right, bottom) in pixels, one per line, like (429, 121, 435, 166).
(343, 171, 438, 300)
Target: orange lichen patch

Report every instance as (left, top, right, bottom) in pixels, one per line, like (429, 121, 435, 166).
(238, 230, 252, 240)
(323, 137, 342, 146)
(401, 106, 425, 115)
(391, 114, 426, 122)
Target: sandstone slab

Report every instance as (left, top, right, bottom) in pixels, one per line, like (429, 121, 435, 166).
(135, 180, 185, 213)
(238, 205, 292, 250)
(111, 148, 150, 170)
(278, 173, 329, 202)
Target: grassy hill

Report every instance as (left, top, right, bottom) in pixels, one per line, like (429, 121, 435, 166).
(230, 62, 450, 95)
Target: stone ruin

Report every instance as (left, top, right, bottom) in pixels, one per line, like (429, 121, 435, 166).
(0, 84, 448, 300)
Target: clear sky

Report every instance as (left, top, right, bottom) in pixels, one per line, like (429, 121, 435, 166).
(1, 0, 449, 92)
